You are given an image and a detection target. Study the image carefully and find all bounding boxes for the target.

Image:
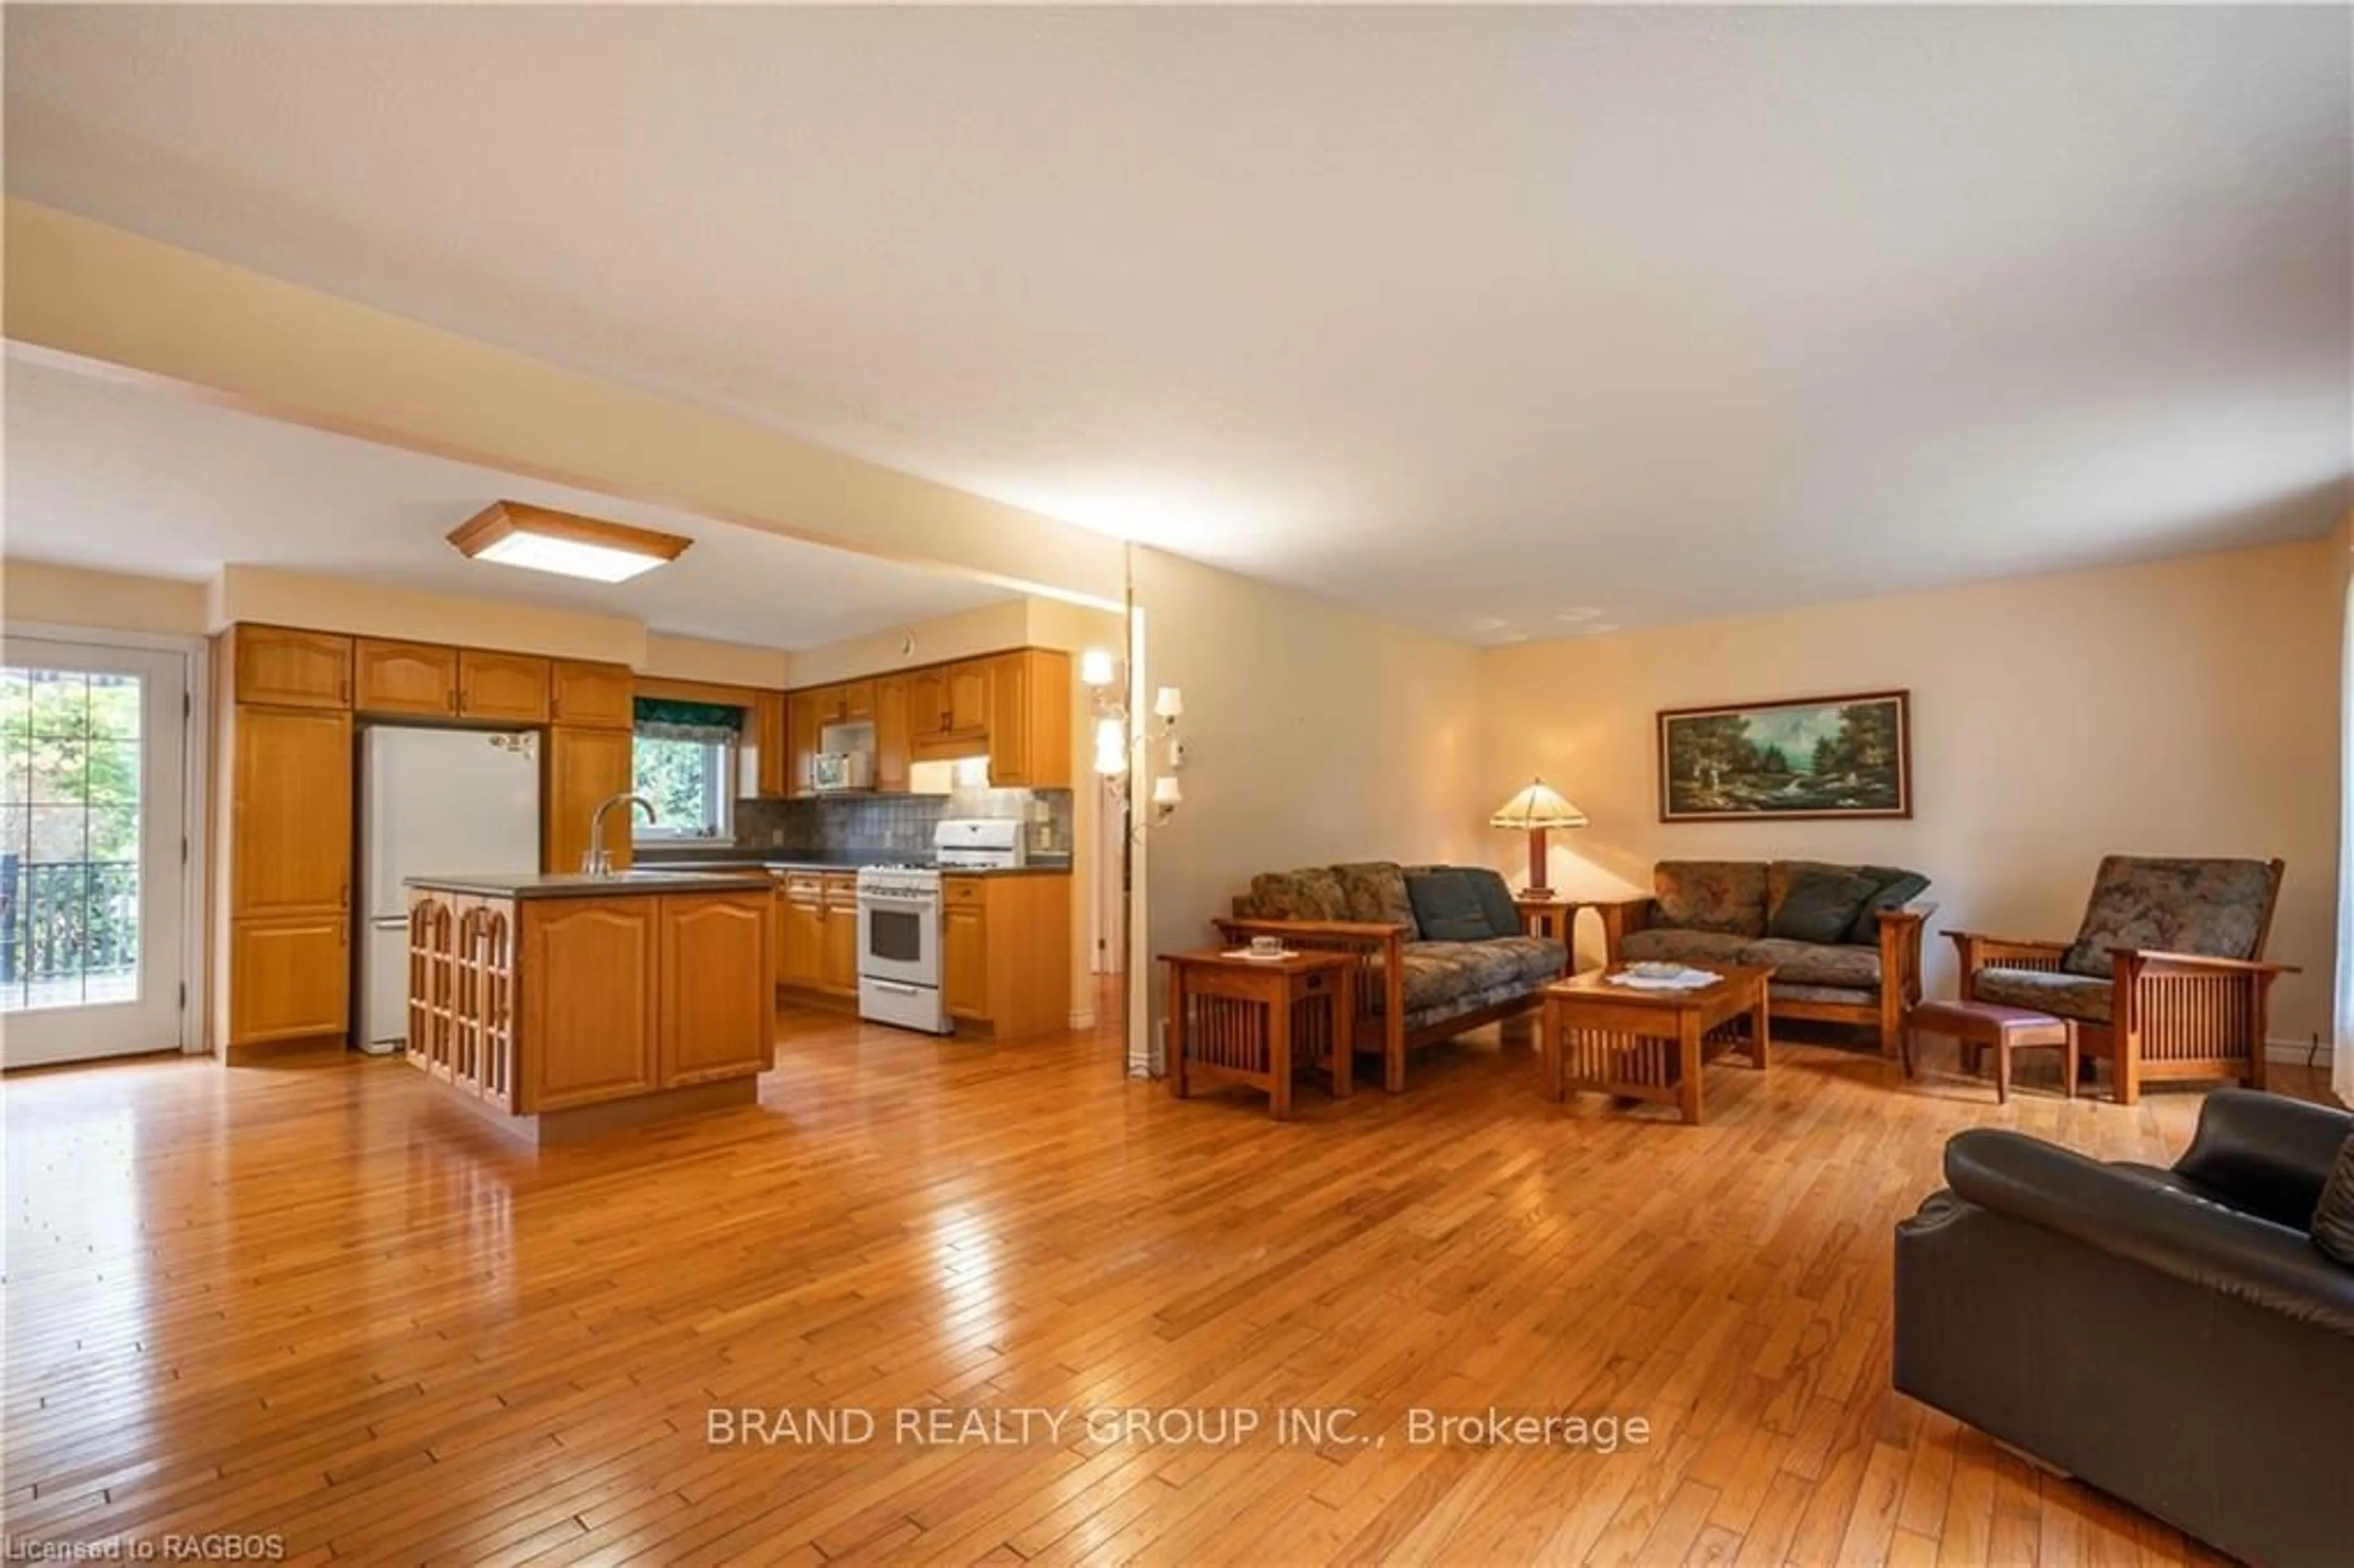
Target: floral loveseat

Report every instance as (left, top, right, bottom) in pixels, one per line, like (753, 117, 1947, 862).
(1596, 860, 1936, 1056)
(1214, 861, 1567, 1092)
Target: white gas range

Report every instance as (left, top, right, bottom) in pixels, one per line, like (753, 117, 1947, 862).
(855, 818, 1026, 1034)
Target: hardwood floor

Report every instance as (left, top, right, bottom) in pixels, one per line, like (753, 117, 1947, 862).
(2, 1007, 2326, 1565)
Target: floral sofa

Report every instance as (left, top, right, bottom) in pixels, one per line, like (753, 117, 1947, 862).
(1213, 861, 1567, 1092)
(1596, 860, 1936, 1056)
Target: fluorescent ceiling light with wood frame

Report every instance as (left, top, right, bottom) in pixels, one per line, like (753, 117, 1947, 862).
(449, 501, 693, 584)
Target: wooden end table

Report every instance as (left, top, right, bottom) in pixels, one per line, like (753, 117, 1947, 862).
(1512, 894, 1596, 952)
(1539, 963, 1773, 1125)
(1163, 948, 1356, 1119)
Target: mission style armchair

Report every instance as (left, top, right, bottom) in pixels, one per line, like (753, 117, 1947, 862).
(1946, 855, 2290, 1104)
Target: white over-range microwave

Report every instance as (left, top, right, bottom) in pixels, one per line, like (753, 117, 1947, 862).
(812, 721, 875, 793)
(810, 750, 872, 793)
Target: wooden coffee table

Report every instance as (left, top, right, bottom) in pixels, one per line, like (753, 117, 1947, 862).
(1539, 964, 1773, 1125)
(1163, 948, 1356, 1119)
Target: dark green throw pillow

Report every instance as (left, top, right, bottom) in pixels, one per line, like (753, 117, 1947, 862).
(1767, 867, 1880, 945)
(2315, 1134, 2354, 1268)
(1406, 869, 1493, 942)
(1458, 867, 1525, 942)
(1843, 870, 1932, 946)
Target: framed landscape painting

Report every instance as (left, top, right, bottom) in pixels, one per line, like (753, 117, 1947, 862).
(1658, 690, 1912, 822)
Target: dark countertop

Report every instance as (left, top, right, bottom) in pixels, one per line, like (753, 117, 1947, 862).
(636, 851, 1073, 878)
(405, 870, 772, 899)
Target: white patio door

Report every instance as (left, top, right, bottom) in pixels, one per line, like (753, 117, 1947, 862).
(0, 637, 189, 1067)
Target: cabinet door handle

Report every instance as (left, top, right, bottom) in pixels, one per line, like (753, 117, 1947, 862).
(340, 881, 350, 908)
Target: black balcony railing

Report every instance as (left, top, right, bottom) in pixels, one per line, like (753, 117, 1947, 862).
(0, 854, 139, 992)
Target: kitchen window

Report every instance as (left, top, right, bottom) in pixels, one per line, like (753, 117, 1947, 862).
(632, 697, 744, 840)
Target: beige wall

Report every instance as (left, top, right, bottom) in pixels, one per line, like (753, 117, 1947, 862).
(211, 564, 649, 663)
(641, 633, 791, 688)
(6, 200, 1124, 607)
(1134, 545, 1486, 1060)
(783, 599, 1032, 687)
(2, 559, 208, 636)
(1479, 540, 2341, 1045)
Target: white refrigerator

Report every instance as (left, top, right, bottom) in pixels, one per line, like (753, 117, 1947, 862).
(359, 727, 543, 1053)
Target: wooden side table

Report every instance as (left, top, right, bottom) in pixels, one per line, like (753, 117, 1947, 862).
(1163, 949, 1356, 1119)
(1513, 896, 1597, 969)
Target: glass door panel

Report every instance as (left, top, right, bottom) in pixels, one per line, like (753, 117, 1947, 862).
(0, 639, 186, 1066)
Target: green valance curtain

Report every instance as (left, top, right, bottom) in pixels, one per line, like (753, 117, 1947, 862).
(633, 696, 745, 743)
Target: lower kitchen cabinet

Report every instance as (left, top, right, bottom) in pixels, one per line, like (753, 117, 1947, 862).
(229, 913, 351, 1044)
(940, 874, 1071, 1038)
(779, 873, 859, 1000)
(408, 885, 772, 1121)
(821, 875, 859, 993)
(943, 897, 988, 1021)
(660, 894, 775, 1084)
(779, 888, 825, 988)
(522, 896, 660, 1110)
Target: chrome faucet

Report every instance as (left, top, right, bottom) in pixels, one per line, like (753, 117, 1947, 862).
(583, 793, 657, 877)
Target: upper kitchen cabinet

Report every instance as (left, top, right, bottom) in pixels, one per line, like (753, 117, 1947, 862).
(354, 638, 459, 717)
(750, 690, 787, 798)
(785, 690, 822, 798)
(457, 650, 552, 724)
(549, 660, 634, 731)
(906, 659, 991, 758)
(544, 725, 635, 875)
(947, 663, 989, 737)
(232, 625, 352, 709)
(874, 676, 910, 792)
(983, 650, 1073, 788)
(839, 680, 877, 723)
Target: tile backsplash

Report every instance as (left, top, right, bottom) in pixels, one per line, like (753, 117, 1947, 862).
(736, 788, 1073, 859)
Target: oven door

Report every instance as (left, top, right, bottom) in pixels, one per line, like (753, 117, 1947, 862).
(858, 892, 939, 989)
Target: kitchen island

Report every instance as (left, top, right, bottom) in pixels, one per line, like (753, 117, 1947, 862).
(402, 871, 774, 1143)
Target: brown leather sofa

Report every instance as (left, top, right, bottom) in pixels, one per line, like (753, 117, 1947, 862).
(1894, 1090, 2353, 1566)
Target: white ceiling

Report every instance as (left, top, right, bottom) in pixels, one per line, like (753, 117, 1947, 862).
(6, 7, 2348, 644)
(0, 355, 1015, 649)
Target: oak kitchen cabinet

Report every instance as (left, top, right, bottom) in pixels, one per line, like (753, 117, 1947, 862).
(549, 660, 634, 730)
(232, 625, 352, 709)
(220, 695, 354, 1054)
(777, 871, 859, 998)
(807, 680, 875, 725)
(940, 873, 1072, 1038)
(352, 641, 578, 725)
(873, 675, 910, 792)
(906, 661, 991, 756)
(980, 650, 1073, 788)
(457, 649, 552, 724)
(770, 647, 1070, 797)
(406, 878, 771, 1136)
(784, 690, 822, 799)
(544, 725, 635, 875)
(752, 690, 787, 799)
(354, 638, 461, 717)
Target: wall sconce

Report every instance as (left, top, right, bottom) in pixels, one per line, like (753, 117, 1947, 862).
(1080, 650, 1186, 827)
(1092, 715, 1127, 776)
